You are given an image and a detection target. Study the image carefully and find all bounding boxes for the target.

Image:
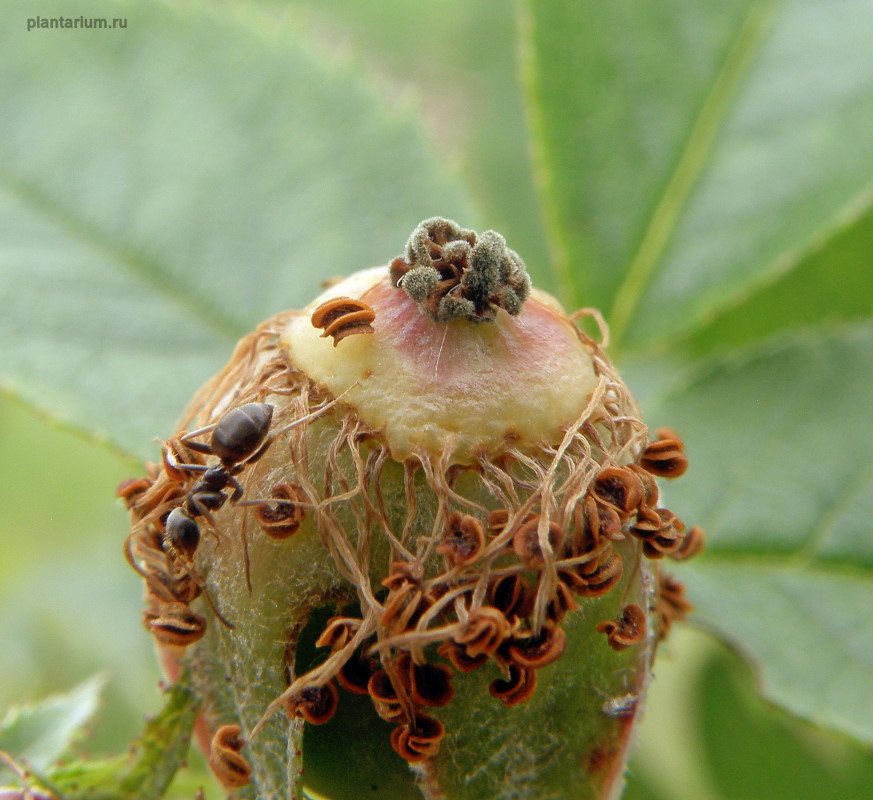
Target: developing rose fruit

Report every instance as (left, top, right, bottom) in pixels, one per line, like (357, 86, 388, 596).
(120, 218, 702, 800)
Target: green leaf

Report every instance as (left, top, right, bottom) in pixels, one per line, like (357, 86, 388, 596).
(0, 674, 104, 780)
(521, 0, 873, 351)
(0, 0, 471, 461)
(646, 325, 873, 745)
(682, 202, 873, 357)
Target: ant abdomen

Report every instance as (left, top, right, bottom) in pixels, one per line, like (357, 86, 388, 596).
(211, 402, 273, 466)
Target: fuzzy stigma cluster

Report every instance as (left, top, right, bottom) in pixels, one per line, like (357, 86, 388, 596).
(120, 219, 702, 799)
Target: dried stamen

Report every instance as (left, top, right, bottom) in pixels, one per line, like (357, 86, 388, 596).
(252, 482, 307, 538)
(489, 664, 537, 707)
(596, 603, 647, 651)
(513, 516, 564, 568)
(310, 297, 376, 346)
(436, 512, 486, 566)
(209, 724, 252, 789)
(390, 713, 445, 762)
(286, 682, 340, 725)
(454, 606, 512, 659)
(640, 429, 688, 478)
(143, 601, 206, 647)
(507, 623, 567, 669)
(592, 467, 644, 517)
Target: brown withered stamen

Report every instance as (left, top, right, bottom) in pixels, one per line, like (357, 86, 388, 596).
(487, 508, 510, 534)
(596, 603, 647, 651)
(626, 463, 659, 509)
(143, 601, 206, 647)
(563, 551, 623, 598)
(310, 296, 376, 347)
(436, 512, 485, 566)
(592, 467, 645, 517)
(437, 640, 488, 673)
(390, 713, 445, 762)
(656, 573, 694, 640)
(337, 652, 378, 695)
(641, 509, 686, 559)
(640, 429, 688, 478)
(489, 664, 537, 707)
(670, 525, 705, 561)
(286, 682, 340, 725)
(546, 580, 579, 624)
(209, 724, 252, 790)
(454, 606, 512, 659)
(406, 658, 455, 708)
(315, 616, 362, 651)
(367, 669, 405, 722)
(252, 482, 307, 538)
(380, 581, 431, 636)
(513, 516, 564, 569)
(507, 623, 567, 669)
(488, 573, 534, 621)
(115, 477, 153, 509)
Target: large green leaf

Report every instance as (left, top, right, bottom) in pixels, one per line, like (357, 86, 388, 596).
(521, 0, 873, 352)
(0, 0, 471, 461)
(646, 326, 873, 744)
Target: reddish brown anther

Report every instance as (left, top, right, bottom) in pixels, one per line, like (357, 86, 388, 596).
(626, 463, 659, 508)
(454, 606, 512, 658)
(288, 682, 340, 725)
(209, 724, 252, 789)
(253, 482, 307, 538)
(596, 603, 647, 651)
(489, 664, 537, 707)
(487, 508, 510, 534)
(546, 579, 579, 623)
(315, 617, 362, 651)
(563, 550, 623, 598)
(513, 516, 564, 568)
(640, 430, 688, 478)
(115, 477, 153, 508)
(437, 640, 488, 673)
(670, 525, 705, 561)
(143, 601, 206, 647)
(367, 669, 404, 722)
(488, 573, 534, 621)
(310, 296, 376, 346)
(641, 509, 686, 559)
(380, 581, 430, 636)
(405, 658, 455, 708)
(656, 573, 694, 639)
(437, 512, 486, 566)
(390, 713, 445, 762)
(337, 653, 379, 695)
(592, 467, 645, 517)
(507, 623, 567, 669)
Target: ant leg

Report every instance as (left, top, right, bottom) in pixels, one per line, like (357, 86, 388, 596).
(172, 557, 236, 630)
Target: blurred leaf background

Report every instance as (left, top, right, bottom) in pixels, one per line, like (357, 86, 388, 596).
(1, 0, 871, 797)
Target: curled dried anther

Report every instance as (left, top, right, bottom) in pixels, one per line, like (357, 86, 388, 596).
(596, 603, 647, 651)
(115, 476, 152, 508)
(437, 512, 485, 566)
(337, 653, 378, 695)
(406, 658, 455, 708)
(454, 606, 512, 659)
(546, 580, 579, 624)
(437, 640, 488, 673)
(390, 713, 445, 762)
(592, 467, 644, 517)
(656, 573, 694, 640)
(380, 580, 431, 636)
(143, 601, 206, 647)
(315, 616, 362, 651)
(488, 573, 534, 621)
(513, 516, 564, 568)
(626, 463, 659, 509)
(507, 623, 567, 669)
(487, 508, 510, 534)
(286, 682, 340, 725)
(489, 664, 537, 707)
(367, 669, 404, 722)
(641, 509, 686, 559)
(391, 217, 530, 322)
(209, 724, 251, 789)
(563, 550, 623, 598)
(671, 525, 705, 561)
(640, 430, 688, 478)
(253, 482, 306, 538)
(310, 296, 376, 346)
